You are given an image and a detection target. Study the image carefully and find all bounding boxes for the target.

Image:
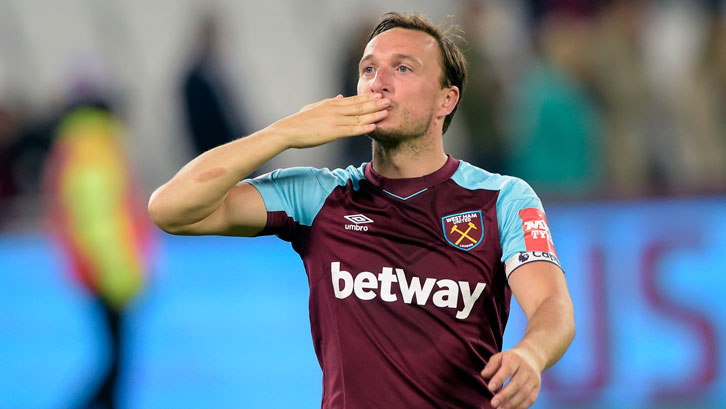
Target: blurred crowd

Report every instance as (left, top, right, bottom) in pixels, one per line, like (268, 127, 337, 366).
(321, 0, 726, 199)
(451, 0, 726, 198)
(1, 0, 725, 232)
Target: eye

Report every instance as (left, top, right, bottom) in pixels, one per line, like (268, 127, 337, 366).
(398, 66, 411, 73)
(362, 66, 374, 75)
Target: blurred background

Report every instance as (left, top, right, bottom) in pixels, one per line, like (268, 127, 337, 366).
(0, 0, 724, 408)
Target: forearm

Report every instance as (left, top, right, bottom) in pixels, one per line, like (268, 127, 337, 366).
(513, 295, 575, 372)
(483, 263, 574, 408)
(148, 93, 388, 234)
(148, 128, 288, 232)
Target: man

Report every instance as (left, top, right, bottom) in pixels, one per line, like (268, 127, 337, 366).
(149, 12, 574, 409)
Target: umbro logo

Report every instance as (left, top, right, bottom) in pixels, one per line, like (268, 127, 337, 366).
(344, 214, 374, 224)
(344, 214, 373, 231)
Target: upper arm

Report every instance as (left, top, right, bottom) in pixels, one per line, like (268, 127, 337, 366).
(508, 262, 572, 319)
(496, 178, 561, 279)
(178, 181, 268, 236)
(180, 166, 358, 237)
(495, 177, 570, 317)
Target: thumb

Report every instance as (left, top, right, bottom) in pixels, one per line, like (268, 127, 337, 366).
(481, 352, 502, 380)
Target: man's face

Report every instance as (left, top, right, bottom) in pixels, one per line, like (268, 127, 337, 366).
(357, 28, 446, 143)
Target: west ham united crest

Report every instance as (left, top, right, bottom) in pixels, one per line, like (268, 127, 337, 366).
(442, 210, 484, 251)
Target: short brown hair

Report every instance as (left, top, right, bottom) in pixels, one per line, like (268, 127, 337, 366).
(368, 12, 467, 134)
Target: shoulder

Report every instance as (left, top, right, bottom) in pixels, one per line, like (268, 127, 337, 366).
(249, 163, 365, 190)
(323, 164, 367, 191)
(244, 164, 367, 226)
(451, 160, 537, 204)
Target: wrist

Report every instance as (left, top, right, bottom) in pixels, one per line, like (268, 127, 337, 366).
(260, 119, 296, 150)
(512, 341, 546, 373)
(250, 124, 293, 152)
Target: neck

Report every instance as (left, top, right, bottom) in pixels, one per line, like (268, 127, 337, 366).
(370, 132, 447, 179)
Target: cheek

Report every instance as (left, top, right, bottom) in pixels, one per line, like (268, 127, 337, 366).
(406, 89, 437, 115)
(356, 78, 368, 95)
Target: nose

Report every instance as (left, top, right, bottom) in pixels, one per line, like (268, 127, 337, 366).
(368, 67, 392, 94)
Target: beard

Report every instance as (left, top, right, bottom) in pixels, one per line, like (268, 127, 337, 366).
(368, 106, 433, 150)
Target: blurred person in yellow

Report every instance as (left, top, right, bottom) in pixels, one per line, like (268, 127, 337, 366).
(43, 94, 154, 409)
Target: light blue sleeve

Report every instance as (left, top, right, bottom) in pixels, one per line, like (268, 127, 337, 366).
(447, 160, 561, 278)
(244, 165, 364, 227)
(497, 178, 561, 277)
(450, 161, 544, 262)
(496, 178, 544, 262)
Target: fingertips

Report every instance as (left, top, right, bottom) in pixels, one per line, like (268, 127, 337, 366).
(354, 92, 382, 101)
(485, 368, 508, 393)
(340, 123, 376, 139)
(481, 354, 502, 379)
(490, 383, 513, 408)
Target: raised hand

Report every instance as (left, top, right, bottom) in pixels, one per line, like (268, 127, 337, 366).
(268, 93, 390, 149)
(148, 93, 390, 236)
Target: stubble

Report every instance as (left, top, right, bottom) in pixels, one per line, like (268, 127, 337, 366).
(369, 105, 434, 154)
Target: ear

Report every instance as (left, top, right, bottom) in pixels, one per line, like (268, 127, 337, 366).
(438, 86, 460, 117)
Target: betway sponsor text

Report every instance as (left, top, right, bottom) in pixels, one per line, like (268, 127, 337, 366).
(331, 262, 486, 320)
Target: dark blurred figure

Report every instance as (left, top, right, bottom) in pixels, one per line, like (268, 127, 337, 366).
(43, 81, 154, 409)
(181, 13, 247, 156)
(526, 0, 601, 25)
(336, 17, 378, 168)
(0, 100, 57, 230)
(457, 0, 511, 173)
(0, 103, 21, 227)
(505, 7, 604, 197)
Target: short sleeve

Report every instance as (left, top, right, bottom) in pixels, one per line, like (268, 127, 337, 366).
(244, 166, 363, 237)
(497, 178, 561, 278)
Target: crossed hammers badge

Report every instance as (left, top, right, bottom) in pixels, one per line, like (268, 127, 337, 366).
(442, 210, 484, 251)
(450, 222, 479, 245)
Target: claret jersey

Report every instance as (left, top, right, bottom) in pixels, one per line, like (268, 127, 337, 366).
(245, 155, 561, 409)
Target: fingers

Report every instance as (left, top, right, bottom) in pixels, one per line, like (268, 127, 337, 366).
(490, 372, 539, 409)
(481, 352, 503, 382)
(340, 123, 377, 137)
(483, 353, 516, 396)
(340, 109, 389, 127)
(338, 94, 390, 116)
(300, 93, 353, 112)
(328, 93, 389, 136)
(496, 379, 538, 409)
(482, 352, 541, 409)
(338, 92, 383, 105)
(283, 93, 389, 146)
(490, 371, 526, 408)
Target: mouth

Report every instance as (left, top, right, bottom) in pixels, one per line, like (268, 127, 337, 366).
(377, 105, 394, 123)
